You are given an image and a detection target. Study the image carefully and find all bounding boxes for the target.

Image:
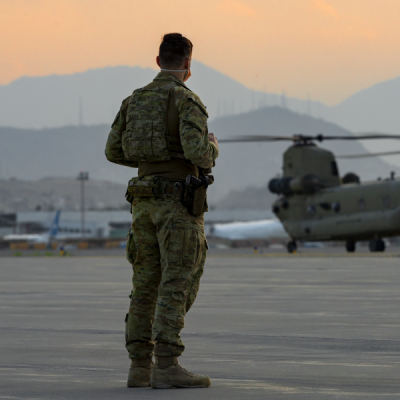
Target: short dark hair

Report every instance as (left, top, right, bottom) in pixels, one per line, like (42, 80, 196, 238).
(159, 33, 193, 68)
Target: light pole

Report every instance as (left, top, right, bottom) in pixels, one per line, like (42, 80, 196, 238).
(77, 171, 89, 238)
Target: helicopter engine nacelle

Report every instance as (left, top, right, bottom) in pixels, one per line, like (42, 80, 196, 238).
(268, 174, 322, 195)
(268, 177, 292, 195)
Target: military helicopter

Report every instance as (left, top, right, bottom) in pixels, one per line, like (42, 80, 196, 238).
(221, 133, 400, 253)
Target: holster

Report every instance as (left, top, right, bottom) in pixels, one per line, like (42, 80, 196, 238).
(181, 173, 214, 217)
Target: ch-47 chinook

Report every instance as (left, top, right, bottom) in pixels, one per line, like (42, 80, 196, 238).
(221, 133, 400, 253)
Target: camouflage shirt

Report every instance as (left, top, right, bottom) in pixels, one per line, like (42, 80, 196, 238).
(105, 73, 219, 180)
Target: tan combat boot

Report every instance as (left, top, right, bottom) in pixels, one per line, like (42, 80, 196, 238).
(127, 357, 153, 387)
(151, 356, 211, 389)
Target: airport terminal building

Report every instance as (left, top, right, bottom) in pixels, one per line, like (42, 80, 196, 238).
(0, 209, 274, 239)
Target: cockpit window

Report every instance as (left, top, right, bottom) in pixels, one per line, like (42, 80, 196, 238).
(332, 202, 341, 213)
(331, 161, 339, 177)
(307, 205, 316, 216)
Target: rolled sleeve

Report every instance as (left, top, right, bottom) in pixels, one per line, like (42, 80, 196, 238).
(177, 94, 219, 169)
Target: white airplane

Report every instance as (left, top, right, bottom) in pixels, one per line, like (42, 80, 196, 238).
(3, 210, 61, 244)
(211, 219, 288, 241)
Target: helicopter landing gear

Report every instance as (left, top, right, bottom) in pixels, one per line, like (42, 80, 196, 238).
(287, 240, 297, 253)
(345, 241, 356, 253)
(369, 238, 385, 252)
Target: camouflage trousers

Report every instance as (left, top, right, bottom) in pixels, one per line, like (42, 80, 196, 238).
(125, 195, 207, 359)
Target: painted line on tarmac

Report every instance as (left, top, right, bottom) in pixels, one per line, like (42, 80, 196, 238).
(207, 253, 400, 258)
(213, 378, 400, 395)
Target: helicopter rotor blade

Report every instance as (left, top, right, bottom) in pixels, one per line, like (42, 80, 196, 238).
(219, 135, 298, 143)
(219, 132, 400, 143)
(322, 133, 400, 140)
(337, 150, 400, 159)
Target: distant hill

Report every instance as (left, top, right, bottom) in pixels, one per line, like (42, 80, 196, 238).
(0, 124, 133, 185)
(0, 107, 398, 206)
(318, 76, 400, 158)
(0, 61, 322, 129)
(322, 75, 400, 134)
(218, 186, 278, 210)
(0, 177, 128, 213)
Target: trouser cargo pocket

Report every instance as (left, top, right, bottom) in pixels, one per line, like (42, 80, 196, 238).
(126, 229, 136, 265)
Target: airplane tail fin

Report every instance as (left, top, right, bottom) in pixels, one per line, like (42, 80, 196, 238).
(49, 210, 61, 238)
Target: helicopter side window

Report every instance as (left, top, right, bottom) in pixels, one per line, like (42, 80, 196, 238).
(319, 202, 331, 210)
(359, 199, 365, 211)
(282, 200, 289, 210)
(307, 205, 316, 216)
(332, 202, 341, 213)
(331, 161, 339, 177)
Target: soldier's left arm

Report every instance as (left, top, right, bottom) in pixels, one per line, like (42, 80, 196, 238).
(105, 96, 139, 168)
(176, 90, 219, 169)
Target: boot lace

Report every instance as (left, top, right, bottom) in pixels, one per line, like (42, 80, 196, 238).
(177, 363, 196, 377)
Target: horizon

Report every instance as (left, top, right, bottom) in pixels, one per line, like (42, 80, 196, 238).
(2, 0, 400, 105)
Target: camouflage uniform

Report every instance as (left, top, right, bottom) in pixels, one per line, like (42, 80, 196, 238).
(105, 73, 218, 359)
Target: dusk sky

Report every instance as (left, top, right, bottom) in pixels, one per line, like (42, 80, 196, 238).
(1, 0, 400, 105)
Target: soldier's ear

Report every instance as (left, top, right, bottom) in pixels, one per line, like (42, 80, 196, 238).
(184, 57, 190, 70)
(156, 56, 161, 68)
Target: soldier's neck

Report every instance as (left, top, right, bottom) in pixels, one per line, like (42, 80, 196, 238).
(160, 70, 185, 82)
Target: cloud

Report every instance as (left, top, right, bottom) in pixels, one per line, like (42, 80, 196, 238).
(312, 0, 339, 18)
(219, 0, 255, 17)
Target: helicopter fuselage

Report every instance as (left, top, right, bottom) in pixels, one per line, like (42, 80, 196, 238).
(222, 132, 400, 251)
(273, 178, 400, 242)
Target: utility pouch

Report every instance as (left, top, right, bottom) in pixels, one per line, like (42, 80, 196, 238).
(126, 229, 136, 265)
(125, 178, 155, 203)
(191, 186, 207, 217)
(152, 176, 169, 197)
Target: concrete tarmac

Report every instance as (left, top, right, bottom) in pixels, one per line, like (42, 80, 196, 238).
(1, 253, 399, 399)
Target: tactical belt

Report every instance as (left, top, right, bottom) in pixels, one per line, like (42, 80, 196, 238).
(126, 174, 214, 217)
(126, 178, 183, 202)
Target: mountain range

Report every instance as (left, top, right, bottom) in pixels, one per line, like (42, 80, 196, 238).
(0, 61, 294, 129)
(2, 61, 400, 142)
(0, 177, 129, 213)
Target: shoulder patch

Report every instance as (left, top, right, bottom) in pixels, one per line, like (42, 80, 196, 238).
(188, 94, 208, 117)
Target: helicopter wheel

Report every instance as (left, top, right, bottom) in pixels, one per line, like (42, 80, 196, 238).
(345, 241, 356, 253)
(369, 238, 386, 252)
(287, 240, 297, 254)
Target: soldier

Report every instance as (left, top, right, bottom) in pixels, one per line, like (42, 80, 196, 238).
(105, 33, 219, 389)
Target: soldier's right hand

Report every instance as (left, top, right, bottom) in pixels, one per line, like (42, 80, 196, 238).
(208, 133, 218, 147)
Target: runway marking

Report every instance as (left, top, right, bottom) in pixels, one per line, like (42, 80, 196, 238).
(61, 253, 400, 258)
(0, 397, 44, 400)
(214, 378, 400, 395)
(278, 361, 392, 368)
(208, 253, 400, 258)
